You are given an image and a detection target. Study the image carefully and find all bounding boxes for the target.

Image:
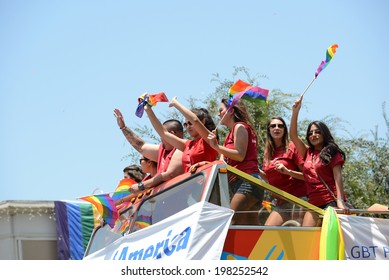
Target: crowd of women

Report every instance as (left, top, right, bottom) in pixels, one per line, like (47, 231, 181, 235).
(114, 91, 351, 227)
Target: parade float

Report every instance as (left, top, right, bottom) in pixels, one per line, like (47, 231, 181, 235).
(72, 160, 389, 260)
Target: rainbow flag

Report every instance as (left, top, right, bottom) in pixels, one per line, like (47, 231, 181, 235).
(134, 214, 152, 229)
(54, 200, 100, 259)
(319, 206, 345, 260)
(262, 200, 276, 213)
(227, 80, 269, 110)
(135, 92, 169, 117)
(111, 178, 136, 201)
(315, 44, 338, 78)
(79, 194, 119, 228)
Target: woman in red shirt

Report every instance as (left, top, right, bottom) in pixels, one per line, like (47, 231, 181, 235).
(290, 96, 349, 226)
(260, 117, 307, 226)
(173, 97, 264, 225)
(144, 103, 218, 173)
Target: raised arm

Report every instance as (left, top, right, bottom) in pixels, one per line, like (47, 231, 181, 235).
(143, 104, 186, 151)
(289, 97, 307, 159)
(169, 97, 212, 143)
(114, 108, 159, 161)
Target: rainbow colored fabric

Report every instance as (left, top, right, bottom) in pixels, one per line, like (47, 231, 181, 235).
(135, 92, 169, 117)
(319, 206, 345, 260)
(262, 200, 276, 213)
(315, 44, 338, 78)
(111, 178, 136, 201)
(79, 194, 119, 228)
(54, 200, 100, 259)
(227, 80, 269, 110)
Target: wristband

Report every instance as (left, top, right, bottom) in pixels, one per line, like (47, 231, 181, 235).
(138, 182, 145, 191)
(120, 126, 126, 130)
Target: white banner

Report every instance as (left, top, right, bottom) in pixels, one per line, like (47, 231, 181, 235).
(339, 215, 389, 260)
(84, 201, 234, 260)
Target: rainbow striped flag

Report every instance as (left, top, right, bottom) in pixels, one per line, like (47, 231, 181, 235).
(319, 206, 345, 260)
(79, 194, 119, 228)
(227, 80, 269, 110)
(135, 92, 169, 117)
(134, 214, 152, 229)
(315, 44, 338, 78)
(54, 200, 100, 259)
(111, 178, 136, 201)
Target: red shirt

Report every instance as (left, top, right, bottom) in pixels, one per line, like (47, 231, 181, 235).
(156, 144, 176, 173)
(303, 149, 345, 206)
(182, 138, 218, 173)
(223, 122, 259, 175)
(262, 142, 306, 198)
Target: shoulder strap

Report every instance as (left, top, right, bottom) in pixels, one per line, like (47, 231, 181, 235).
(314, 164, 337, 200)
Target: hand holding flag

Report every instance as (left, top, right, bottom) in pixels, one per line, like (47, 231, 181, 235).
(135, 92, 169, 118)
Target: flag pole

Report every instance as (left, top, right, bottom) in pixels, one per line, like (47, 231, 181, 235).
(300, 77, 317, 98)
(214, 108, 230, 131)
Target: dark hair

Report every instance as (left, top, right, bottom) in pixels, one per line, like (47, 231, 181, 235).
(305, 121, 346, 165)
(192, 108, 216, 131)
(221, 97, 258, 150)
(264, 117, 289, 165)
(123, 164, 145, 182)
(163, 119, 184, 134)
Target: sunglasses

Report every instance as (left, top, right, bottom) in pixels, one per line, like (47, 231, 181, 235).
(139, 158, 148, 164)
(269, 123, 285, 129)
(308, 129, 321, 136)
(183, 121, 193, 128)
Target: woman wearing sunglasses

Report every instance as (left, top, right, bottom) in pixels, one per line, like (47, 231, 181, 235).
(259, 117, 307, 226)
(143, 102, 218, 174)
(290, 96, 349, 226)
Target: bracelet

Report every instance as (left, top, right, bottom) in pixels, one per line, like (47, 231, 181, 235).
(336, 198, 344, 202)
(120, 126, 126, 130)
(138, 182, 145, 191)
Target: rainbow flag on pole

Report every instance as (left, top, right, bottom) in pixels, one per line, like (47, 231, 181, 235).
(79, 193, 119, 228)
(319, 206, 345, 260)
(315, 44, 338, 78)
(227, 80, 269, 110)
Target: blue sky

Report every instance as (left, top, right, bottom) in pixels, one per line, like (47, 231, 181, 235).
(1, 0, 388, 201)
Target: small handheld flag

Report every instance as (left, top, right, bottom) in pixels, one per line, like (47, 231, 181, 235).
(135, 92, 169, 118)
(215, 79, 269, 130)
(315, 44, 338, 78)
(227, 79, 269, 110)
(301, 44, 339, 98)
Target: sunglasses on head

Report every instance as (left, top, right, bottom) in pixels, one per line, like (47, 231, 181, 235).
(269, 123, 285, 129)
(308, 129, 321, 136)
(183, 121, 193, 128)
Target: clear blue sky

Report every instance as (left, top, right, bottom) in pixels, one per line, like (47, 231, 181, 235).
(1, 0, 388, 201)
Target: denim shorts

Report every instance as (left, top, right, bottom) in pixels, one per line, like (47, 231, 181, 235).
(230, 173, 264, 201)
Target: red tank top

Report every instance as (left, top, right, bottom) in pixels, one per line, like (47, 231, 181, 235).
(181, 138, 218, 173)
(223, 122, 259, 174)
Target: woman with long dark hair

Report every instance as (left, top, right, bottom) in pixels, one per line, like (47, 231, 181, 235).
(290, 96, 349, 226)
